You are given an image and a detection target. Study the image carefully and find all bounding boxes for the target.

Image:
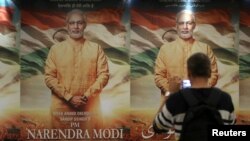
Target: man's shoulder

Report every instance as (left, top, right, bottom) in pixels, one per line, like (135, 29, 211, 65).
(213, 88, 233, 100)
(211, 87, 234, 111)
(167, 91, 188, 115)
(167, 91, 184, 103)
(202, 87, 233, 105)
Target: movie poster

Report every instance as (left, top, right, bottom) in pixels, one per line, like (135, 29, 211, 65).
(20, 0, 129, 140)
(238, 0, 250, 125)
(0, 0, 20, 140)
(130, 0, 239, 140)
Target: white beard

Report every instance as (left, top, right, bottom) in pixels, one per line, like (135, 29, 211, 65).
(68, 30, 84, 39)
(178, 31, 193, 39)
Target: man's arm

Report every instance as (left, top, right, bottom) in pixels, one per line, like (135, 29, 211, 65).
(226, 95, 236, 125)
(228, 112, 236, 125)
(155, 47, 170, 94)
(84, 46, 109, 98)
(44, 47, 73, 101)
(153, 102, 173, 133)
(207, 46, 218, 87)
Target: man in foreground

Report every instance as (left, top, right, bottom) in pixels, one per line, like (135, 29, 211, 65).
(153, 53, 235, 141)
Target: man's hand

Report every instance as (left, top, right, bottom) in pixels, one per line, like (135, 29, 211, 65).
(69, 96, 87, 108)
(81, 96, 88, 103)
(168, 76, 181, 93)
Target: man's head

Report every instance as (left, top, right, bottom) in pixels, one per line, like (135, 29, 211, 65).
(187, 52, 211, 79)
(66, 9, 86, 39)
(176, 10, 196, 40)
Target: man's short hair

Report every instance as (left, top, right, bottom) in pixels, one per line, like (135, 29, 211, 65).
(65, 9, 86, 23)
(176, 9, 196, 23)
(187, 52, 211, 78)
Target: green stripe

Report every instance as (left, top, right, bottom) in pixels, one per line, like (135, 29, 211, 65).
(21, 48, 49, 79)
(239, 53, 250, 79)
(0, 47, 19, 64)
(104, 47, 129, 65)
(131, 48, 159, 79)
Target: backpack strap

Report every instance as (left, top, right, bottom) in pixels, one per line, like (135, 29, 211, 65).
(181, 88, 199, 107)
(205, 88, 222, 107)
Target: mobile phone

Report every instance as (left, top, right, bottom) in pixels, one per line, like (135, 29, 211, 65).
(181, 80, 191, 89)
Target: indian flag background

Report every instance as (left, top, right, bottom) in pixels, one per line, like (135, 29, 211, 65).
(130, 0, 240, 140)
(20, 0, 130, 137)
(0, 0, 19, 140)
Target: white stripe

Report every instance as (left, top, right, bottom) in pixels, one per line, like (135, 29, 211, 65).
(194, 24, 234, 49)
(84, 24, 125, 48)
(173, 113, 186, 123)
(239, 29, 250, 56)
(131, 25, 166, 55)
(219, 109, 235, 124)
(219, 109, 231, 119)
(228, 112, 236, 124)
(174, 124, 182, 131)
(0, 32, 15, 48)
(162, 104, 174, 123)
(155, 115, 169, 130)
(21, 25, 58, 55)
(131, 29, 158, 55)
(159, 112, 173, 128)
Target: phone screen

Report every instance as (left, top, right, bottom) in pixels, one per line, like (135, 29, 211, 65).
(182, 80, 191, 89)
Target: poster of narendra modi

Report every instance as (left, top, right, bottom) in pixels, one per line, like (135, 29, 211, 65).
(20, 0, 129, 140)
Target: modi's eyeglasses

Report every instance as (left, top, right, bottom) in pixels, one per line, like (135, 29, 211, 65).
(177, 21, 194, 26)
(68, 20, 85, 26)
